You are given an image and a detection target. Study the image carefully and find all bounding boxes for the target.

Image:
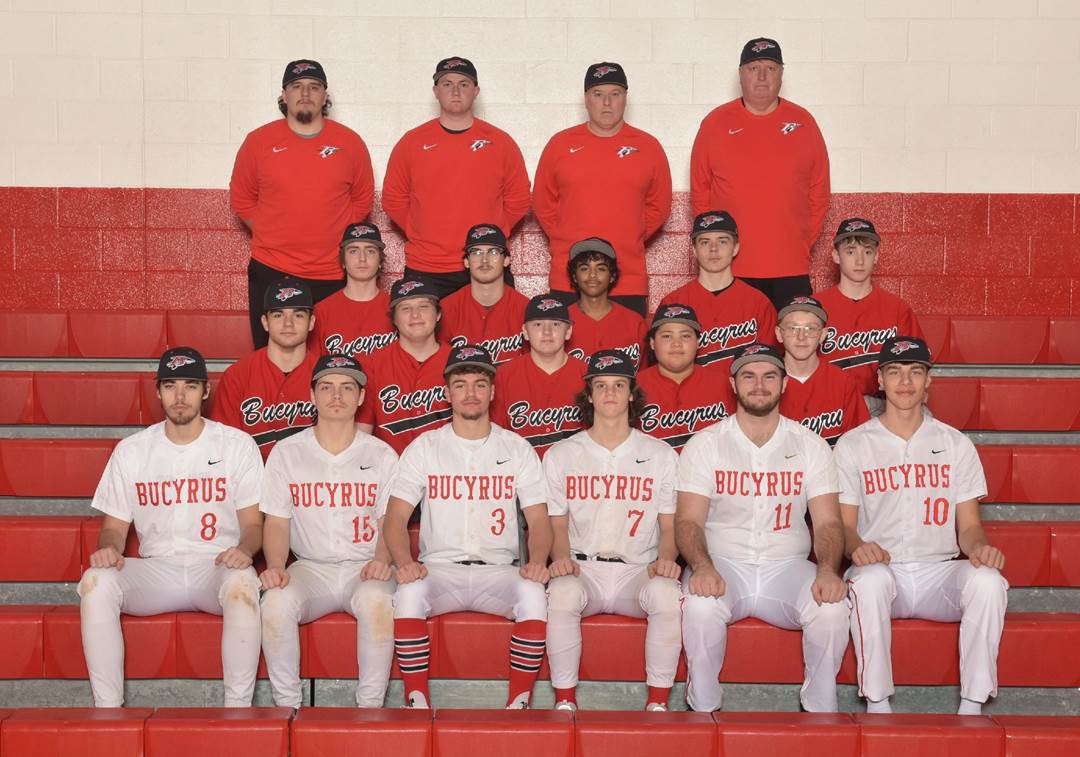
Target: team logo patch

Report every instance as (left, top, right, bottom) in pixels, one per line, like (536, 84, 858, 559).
(275, 287, 303, 302)
(662, 306, 692, 318)
(889, 341, 920, 355)
(592, 65, 619, 77)
(326, 356, 354, 369)
(741, 344, 770, 356)
(456, 347, 484, 359)
(319, 145, 341, 158)
(292, 62, 317, 74)
(780, 122, 802, 135)
(470, 139, 491, 151)
(616, 146, 638, 158)
(470, 226, 498, 239)
(443, 58, 467, 69)
(751, 40, 776, 53)
(350, 225, 375, 237)
(166, 355, 196, 371)
(536, 298, 562, 311)
(594, 355, 623, 369)
(844, 220, 871, 232)
(699, 214, 725, 227)
(791, 296, 816, 304)
(397, 281, 424, 295)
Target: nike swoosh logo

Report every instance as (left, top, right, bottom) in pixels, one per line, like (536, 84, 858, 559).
(496, 458, 509, 465)
(635, 458, 649, 464)
(728, 128, 743, 135)
(931, 449, 945, 455)
(272, 146, 287, 153)
(784, 453, 798, 459)
(359, 465, 372, 470)
(208, 459, 222, 465)
(423, 143, 438, 150)
(569, 146, 584, 153)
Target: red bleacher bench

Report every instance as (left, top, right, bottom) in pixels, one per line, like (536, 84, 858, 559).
(67, 311, 168, 358)
(575, 711, 718, 757)
(0, 605, 47, 678)
(432, 710, 573, 757)
(994, 715, 1080, 757)
(0, 311, 68, 357)
(0, 708, 153, 757)
(944, 317, 1049, 364)
(0, 516, 85, 581)
(290, 709, 433, 757)
(1047, 318, 1080, 363)
(33, 372, 143, 426)
(0, 374, 33, 423)
(166, 311, 251, 359)
(855, 713, 1004, 757)
(1049, 522, 1080, 587)
(0, 439, 117, 497)
(713, 712, 859, 757)
(143, 708, 291, 757)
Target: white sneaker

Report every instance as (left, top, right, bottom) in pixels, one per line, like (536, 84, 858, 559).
(405, 691, 430, 709)
(645, 703, 668, 712)
(554, 701, 577, 712)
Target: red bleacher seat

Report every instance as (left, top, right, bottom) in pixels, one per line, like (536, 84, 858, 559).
(994, 715, 1080, 757)
(0, 516, 84, 581)
(0, 605, 46, 677)
(1047, 318, 1080, 363)
(854, 713, 1004, 757)
(43, 606, 177, 679)
(978, 378, 1080, 432)
(67, 311, 167, 358)
(80, 518, 141, 569)
(1008, 446, 1080, 505)
(144, 708, 291, 757)
(0, 374, 33, 423)
(301, 612, 421, 680)
(574, 711, 717, 757)
(432, 710, 573, 757)
(290, 709, 433, 757)
(926, 377, 979, 429)
(0, 311, 68, 357)
(982, 522, 1051, 587)
(1049, 522, 1080, 587)
(0, 708, 153, 757)
(167, 311, 251, 359)
(33, 372, 142, 425)
(976, 445, 1013, 502)
(713, 713, 859, 757)
(0, 439, 117, 497)
(947, 317, 1049, 364)
(997, 613, 1080, 687)
(919, 315, 950, 363)
(175, 613, 269, 679)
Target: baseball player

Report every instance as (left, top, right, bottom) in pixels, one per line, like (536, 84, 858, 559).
(660, 211, 777, 373)
(78, 347, 264, 708)
(545, 350, 682, 711)
(563, 238, 649, 370)
(310, 222, 397, 359)
(835, 336, 1007, 715)
(776, 296, 869, 445)
(383, 345, 553, 709)
(491, 295, 586, 457)
(636, 303, 734, 451)
(356, 276, 452, 455)
(816, 218, 923, 398)
(259, 354, 399, 709)
(214, 278, 319, 459)
(533, 61, 672, 317)
(439, 223, 528, 365)
(381, 57, 530, 299)
(677, 342, 849, 712)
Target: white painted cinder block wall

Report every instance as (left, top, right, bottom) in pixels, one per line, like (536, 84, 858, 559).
(1, 0, 1080, 192)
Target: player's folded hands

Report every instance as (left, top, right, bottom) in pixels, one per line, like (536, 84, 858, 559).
(89, 546, 125, 570)
(259, 567, 290, 590)
(215, 547, 253, 569)
(969, 544, 1005, 570)
(520, 561, 550, 584)
(688, 564, 725, 597)
(811, 570, 847, 605)
(360, 559, 393, 581)
(396, 561, 428, 584)
(548, 557, 580, 577)
(648, 558, 682, 580)
(850, 541, 890, 566)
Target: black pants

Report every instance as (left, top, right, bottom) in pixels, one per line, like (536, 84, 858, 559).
(404, 266, 515, 301)
(741, 274, 812, 312)
(247, 259, 343, 349)
(548, 289, 649, 318)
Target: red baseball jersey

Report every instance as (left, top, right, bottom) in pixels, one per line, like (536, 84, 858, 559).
(780, 359, 870, 446)
(212, 348, 319, 459)
(637, 363, 734, 451)
(491, 353, 587, 458)
(660, 279, 777, 372)
(439, 286, 528, 365)
(815, 285, 924, 396)
(565, 302, 649, 370)
(310, 289, 397, 359)
(357, 342, 453, 455)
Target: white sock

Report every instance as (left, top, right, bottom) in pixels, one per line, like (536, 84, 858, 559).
(957, 698, 983, 716)
(866, 698, 892, 714)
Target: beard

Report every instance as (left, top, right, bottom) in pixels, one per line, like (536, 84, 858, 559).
(736, 390, 781, 417)
(165, 405, 200, 426)
(458, 408, 487, 422)
(294, 109, 315, 124)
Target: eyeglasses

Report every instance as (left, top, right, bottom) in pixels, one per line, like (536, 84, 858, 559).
(467, 248, 505, 258)
(780, 325, 822, 337)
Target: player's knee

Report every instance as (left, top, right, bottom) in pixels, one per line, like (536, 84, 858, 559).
(513, 577, 549, 621)
(221, 569, 260, 615)
(681, 592, 730, 627)
(640, 577, 681, 616)
(963, 566, 1008, 609)
(847, 562, 896, 601)
(260, 585, 301, 624)
(392, 579, 429, 619)
(351, 580, 395, 643)
(546, 575, 586, 616)
(77, 567, 120, 609)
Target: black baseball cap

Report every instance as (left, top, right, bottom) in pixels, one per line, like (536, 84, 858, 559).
(311, 354, 367, 389)
(691, 210, 739, 240)
(389, 275, 439, 308)
(569, 237, 616, 261)
(524, 294, 572, 324)
(444, 344, 496, 377)
(730, 343, 786, 376)
(585, 349, 636, 379)
(340, 222, 385, 251)
(585, 62, 628, 91)
(264, 278, 314, 312)
(433, 56, 478, 84)
(740, 38, 783, 66)
(878, 336, 933, 369)
(650, 303, 701, 335)
(156, 346, 208, 382)
(833, 217, 881, 246)
(777, 295, 828, 325)
(464, 223, 508, 252)
(282, 59, 327, 88)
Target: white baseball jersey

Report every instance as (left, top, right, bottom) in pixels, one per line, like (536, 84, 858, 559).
(834, 416, 987, 563)
(678, 415, 838, 563)
(259, 427, 398, 563)
(389, 422, 547, 565)
(544, 429, 677, 564)
(92, 419, 262, 557)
